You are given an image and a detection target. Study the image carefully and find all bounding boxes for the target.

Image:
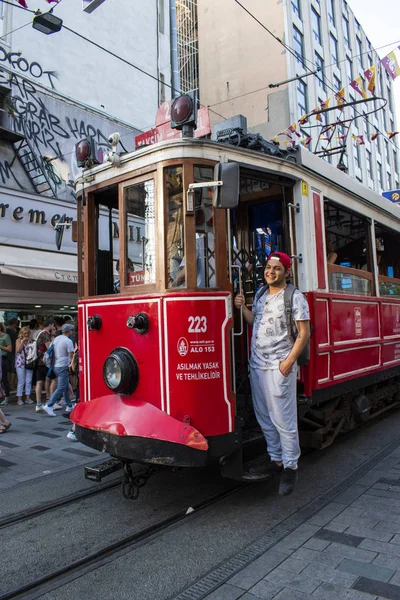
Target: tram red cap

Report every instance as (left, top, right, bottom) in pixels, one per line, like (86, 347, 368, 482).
(267, 252, 292, 270)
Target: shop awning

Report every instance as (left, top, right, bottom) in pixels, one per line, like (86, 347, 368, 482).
(0, 246, 77, 283)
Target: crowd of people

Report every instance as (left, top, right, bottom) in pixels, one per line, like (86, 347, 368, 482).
(0, 316, 79, 440)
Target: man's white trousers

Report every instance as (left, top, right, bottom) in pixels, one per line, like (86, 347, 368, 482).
(250, 367, 300, 469)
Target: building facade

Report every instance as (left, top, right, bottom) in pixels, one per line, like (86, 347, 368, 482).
(197, 0, 399, 193)
(0, 0, 171, 319)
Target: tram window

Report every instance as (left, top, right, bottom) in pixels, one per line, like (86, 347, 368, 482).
(165, 167, 184, 288)
(91, 187, 119, 297)
(194, 166, 215, 288)
(124, 180, 156, 286)
(324, 200, 372, 295)
(375, 223, 400, 296)
(170, 165, 216, 288)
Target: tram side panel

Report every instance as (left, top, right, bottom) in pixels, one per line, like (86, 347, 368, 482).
(309, 292, 400, 391)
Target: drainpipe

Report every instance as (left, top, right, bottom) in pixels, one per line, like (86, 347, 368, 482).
(169, 0, 180, 98)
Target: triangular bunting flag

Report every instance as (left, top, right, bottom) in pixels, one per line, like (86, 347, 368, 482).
(352, 135, 365, 145)
(350, 77, 367, 99)
(381, 50, 400, 81)
(364, 66, 376, 94)
(387, 131, 399, 140)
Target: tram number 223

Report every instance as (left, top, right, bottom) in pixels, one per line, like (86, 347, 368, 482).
(188, 316, 207, 333)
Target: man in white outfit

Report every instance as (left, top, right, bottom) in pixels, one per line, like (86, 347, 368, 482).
(234, 251, 310, 495)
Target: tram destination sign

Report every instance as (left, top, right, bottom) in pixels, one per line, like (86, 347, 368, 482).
(382, 189, 400, 204)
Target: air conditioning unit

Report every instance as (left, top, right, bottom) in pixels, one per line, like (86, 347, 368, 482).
(82, 0, 106, 13)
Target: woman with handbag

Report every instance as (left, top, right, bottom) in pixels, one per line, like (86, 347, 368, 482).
(0, 323, 12, 407)
(15, 327, 34, 406)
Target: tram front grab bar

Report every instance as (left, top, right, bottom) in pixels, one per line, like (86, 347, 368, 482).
(231, 265, 243, 337)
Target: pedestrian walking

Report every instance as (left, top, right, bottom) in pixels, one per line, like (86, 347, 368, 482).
(43, 324, 75, 417)
(6, 317, 19, 392)
(34, 320, 55, 412)
(0, 323, 12, 406)
(234, 252, 310, 495)
(15, 327, 34, 405)
(0, 354, 11, 432)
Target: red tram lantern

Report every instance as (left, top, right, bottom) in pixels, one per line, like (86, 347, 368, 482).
(75, 138, 101, 168)
(170, 91, 197, 137)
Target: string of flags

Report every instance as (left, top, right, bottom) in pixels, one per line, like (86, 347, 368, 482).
(16, 0, 58, 7)
(275, 46, 400, 147)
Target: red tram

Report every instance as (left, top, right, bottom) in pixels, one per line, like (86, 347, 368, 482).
(71, 130, 400, 489)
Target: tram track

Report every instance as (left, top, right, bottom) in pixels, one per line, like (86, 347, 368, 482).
(0, 482, 247, 600)
(0, 477, 121, 530)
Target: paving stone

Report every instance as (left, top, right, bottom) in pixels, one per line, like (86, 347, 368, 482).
(0, 458, 16, 467)
(353, 577, 400, 600)
(374, 521, 400, 536)
(322, 542, 378, 563)
(312, 581, 379, 600)
(345, 526, 394, 543)
(203, 584, 244, 600)
(271, 524, 321, 553)
(61, 447, 98, 457)
(291, 547, 342, 568)
(367, 489, 400, 501)
(304, 538, 331, 551)
(272, 589, 310, 600)
(333, 513, 380, 528)
(337, 558, 395, 582)
(264, 567, 321, 594)
(359, 539, 400, 558)
(301, 562, 358, 588)
(228, 550, 288, 589)
(373, 483, 392, 491)
(335, 485, 369, 505)
(373, 554, 400, 571)
(306, 503, 345, 527)
(247, 580, 283, 599)
(0, 439, 19, 448)
(278, 556, 310, 574)
(314, 529, 364, 547)
(323, 522, 349, 533)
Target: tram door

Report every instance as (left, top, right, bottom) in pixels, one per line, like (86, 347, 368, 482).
(230, 181, 293, 424)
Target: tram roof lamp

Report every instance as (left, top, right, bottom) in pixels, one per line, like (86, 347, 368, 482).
(170, 92, 197, 137)
(32, 13, 63, 35)
(75, 138, 100, 168)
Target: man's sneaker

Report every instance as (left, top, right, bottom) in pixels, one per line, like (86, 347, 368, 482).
(67, 431, 78, 442)
(244, 459, 283, 481)
(25, 399, 34, 405)
(278, 468, 298, 496)
(62, 411, 71, 420)
(42, 404, 57, 417)
(65, 404, 75, 413)
(53, 402, 64, 410)
(0, 400, 10, 407)
(35, 403, 43, 413)
(17, 399, 24, 406)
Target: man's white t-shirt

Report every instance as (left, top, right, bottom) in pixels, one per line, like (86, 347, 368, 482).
(250, 286, 310, 370)
(53, 335, 74, 368)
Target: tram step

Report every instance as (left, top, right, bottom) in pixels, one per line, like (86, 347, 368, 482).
(85, 458, 123, 482)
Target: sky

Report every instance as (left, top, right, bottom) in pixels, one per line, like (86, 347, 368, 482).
(347, 0, 400, 130)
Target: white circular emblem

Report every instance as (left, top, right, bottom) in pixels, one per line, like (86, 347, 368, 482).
(177, 337, 188, 357)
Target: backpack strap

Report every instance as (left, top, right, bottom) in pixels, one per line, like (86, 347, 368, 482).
(254, 284, 269, 304)
(284, 283, 297, 340)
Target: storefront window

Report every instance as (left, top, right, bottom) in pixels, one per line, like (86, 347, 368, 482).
(124, 179, 156, 286)
(166, 167, 184, 288)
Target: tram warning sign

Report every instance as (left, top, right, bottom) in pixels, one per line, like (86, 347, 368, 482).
(382, 189, 400, 204)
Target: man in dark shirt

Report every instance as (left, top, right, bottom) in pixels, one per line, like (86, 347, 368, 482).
(35, 319, 55, 412)
(6, 318, 19, 391)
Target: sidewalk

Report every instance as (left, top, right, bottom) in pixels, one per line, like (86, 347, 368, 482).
(179, 441, 400, 600)
(0, 402, 101, 489)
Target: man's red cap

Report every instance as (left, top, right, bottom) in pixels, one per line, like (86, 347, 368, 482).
(267, 251, 292, 270)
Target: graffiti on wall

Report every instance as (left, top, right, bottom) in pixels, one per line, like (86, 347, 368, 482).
(0, 45, 138, 199)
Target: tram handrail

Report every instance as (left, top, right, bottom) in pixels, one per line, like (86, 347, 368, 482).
(231, 265, 243, 337)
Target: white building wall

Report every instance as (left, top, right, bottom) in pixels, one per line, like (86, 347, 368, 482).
(0, 0, 171, 131)
(285, 0, 398, 193)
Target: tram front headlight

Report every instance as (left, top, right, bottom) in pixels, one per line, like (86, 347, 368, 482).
(103, 348, 139, 395)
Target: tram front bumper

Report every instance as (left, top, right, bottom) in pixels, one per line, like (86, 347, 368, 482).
(71, 395, 209, 467)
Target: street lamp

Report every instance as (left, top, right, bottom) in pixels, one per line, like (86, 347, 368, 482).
(32, 13, 63, 35)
